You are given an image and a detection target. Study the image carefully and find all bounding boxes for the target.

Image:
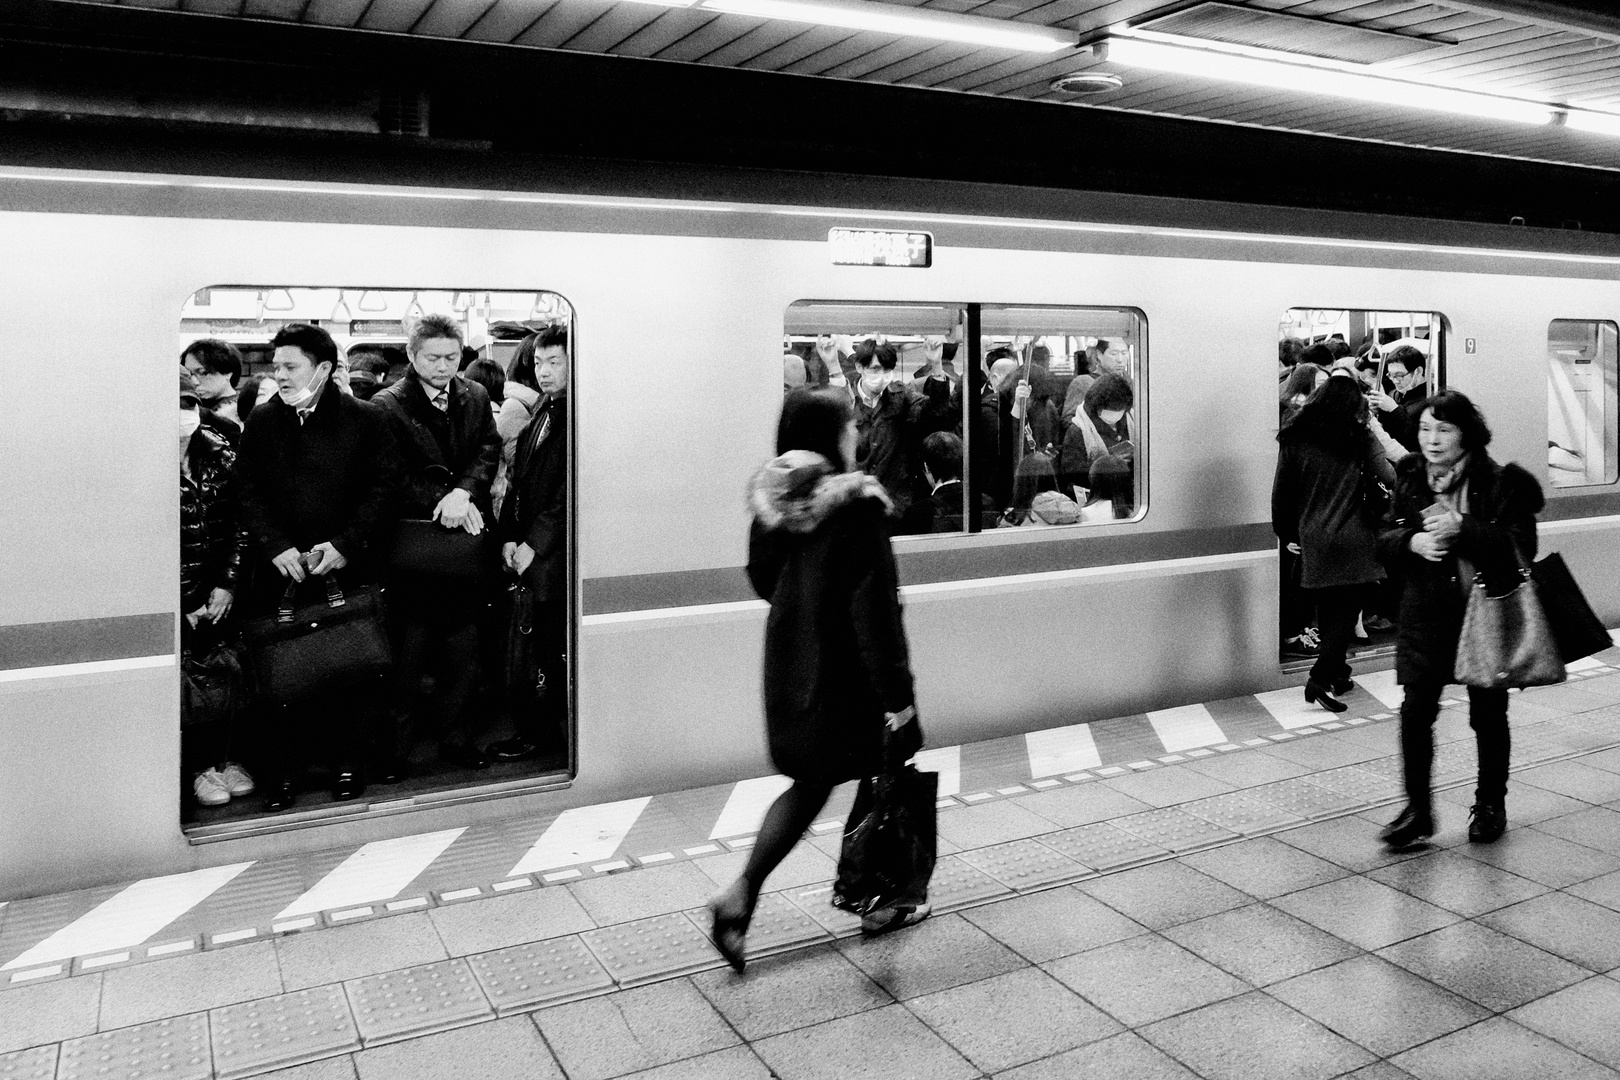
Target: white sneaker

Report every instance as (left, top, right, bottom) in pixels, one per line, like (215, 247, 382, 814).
(194, 769, 231, 807)
(217, 762, 256, 797)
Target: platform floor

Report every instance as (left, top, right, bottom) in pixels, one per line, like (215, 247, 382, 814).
(5, 652, 1620, 1079)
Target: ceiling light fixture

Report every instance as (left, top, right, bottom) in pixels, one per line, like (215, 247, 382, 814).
(1051, 71, 1124, 94)
(1566, 108, 1620, 138)
(1102, 33, 1552, 125)
(702, 0, 1076, 53)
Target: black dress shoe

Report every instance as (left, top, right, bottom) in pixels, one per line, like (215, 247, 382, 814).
(1468, 802, 1507, 844)
(1304, 679, 1349, 713)
(264, 779, 297, 813)
(488, 737, 542, 761)
(332, 771, 365, 801)
(1380, 805, 1435, 850)
(440, 743, 490, 770)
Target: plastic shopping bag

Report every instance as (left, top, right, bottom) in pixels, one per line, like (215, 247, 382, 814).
(832, 765, 938, 916)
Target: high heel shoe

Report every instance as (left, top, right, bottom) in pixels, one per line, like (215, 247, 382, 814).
(708, 884, 752, 974)
(1303, 679, 1349, 713)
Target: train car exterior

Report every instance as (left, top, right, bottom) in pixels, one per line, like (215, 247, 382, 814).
(2, 164, 1618, 898)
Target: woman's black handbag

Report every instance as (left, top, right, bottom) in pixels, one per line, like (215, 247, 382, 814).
(182, 636, 243, 729)
(242, 574, 392, 704)
(833, 762, 937, 917)
(387, 519, 491, 579)
(1532, 552, 1612, 663)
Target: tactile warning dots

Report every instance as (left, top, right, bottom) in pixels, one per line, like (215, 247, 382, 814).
(927, 854, 1015, 912)
(780, 883, 865, 938)
(1246, 778, 1362, 820)
(466, 935, 614, 1016)
(1350, 755, 1405, 778)
(958, 839, 1091, 891)
(58, 1013, 212, 1080)
(1110, 807, 1239, 853)
(0, 1045, 57, 1080)
(210, 984, 360, 1080)
(687, 892, 828, 961)
(1180, 791, 1306, 836)
(345, 958, 493, 1046)
(1037, 822, 1168, 871)
(580, 912, 725, 987)
(1304, 766, 1402, 803)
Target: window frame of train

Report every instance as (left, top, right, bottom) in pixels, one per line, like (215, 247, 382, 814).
(176, 286, 578, 839)
(783, 300, 1148, 537)
(1546, 319, 1620, 492)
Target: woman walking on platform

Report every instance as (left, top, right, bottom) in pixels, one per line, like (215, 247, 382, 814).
(709, 389, 926, 972)
(1376, 390, 1544, 850)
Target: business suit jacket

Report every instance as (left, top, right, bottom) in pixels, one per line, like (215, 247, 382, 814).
(498, 393, 569, 602)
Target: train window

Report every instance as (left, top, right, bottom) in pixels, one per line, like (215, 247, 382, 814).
(784, 301, 1146, 535)
(178, 287, 575, 831)
(1547, 320, 1619, 489)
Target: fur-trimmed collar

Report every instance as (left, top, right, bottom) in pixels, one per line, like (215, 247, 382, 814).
(747, 450, 893, 533)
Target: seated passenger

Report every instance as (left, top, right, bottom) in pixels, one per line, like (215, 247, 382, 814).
(850, 338, 952, 534)
(235, 322, 399, 810)
(921, 431, 996, 532)
(1061, 372, 1137, 517)
(373, 314, 502, 776)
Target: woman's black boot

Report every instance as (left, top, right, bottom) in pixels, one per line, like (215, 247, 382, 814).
(1304, 679, 1349, 714)
(1380, 805, 1435, 850)
(1468, 802, 1507, 844)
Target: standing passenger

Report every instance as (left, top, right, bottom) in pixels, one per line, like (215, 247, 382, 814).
(849, 339, 952, 535)
(494, 325, 571, 761)
(373, 315, 501, 775)
(236, 323, 398, 809)
(1377, 391, 1544, 850)
(709, 390, 927, 972)
(182, 339, 246, 430)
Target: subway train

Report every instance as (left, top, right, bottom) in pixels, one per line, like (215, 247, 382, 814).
(2, 161, 1619, 899)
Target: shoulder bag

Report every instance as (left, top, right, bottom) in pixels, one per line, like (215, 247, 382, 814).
(1453, 543, 1565, 690)
(242, 573, 392, 704)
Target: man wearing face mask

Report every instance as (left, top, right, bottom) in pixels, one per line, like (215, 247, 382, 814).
(848, 338, 952, 536)
(236, 322, 399, 809)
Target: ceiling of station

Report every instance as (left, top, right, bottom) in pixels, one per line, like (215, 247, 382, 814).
(64, 0, 1620, 171)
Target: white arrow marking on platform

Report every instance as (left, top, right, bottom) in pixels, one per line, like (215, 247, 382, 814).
(710, 776, 794, 840)
(2, 863, 253, 970)
(509, 797, 651, 876)
(1026, 723, 1102, 778)
(1146, 704, 1227, 753)
(276, 828, 465, 919)
(1609, 628, 1620, 646)
(1354, 671, 1405, 710)
(1568, 656, 1605, 673)
(913, 745, 961, 797)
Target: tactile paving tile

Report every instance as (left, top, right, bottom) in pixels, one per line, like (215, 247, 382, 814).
(685, 892, 829, 960)
(1110, 807, 1239, 853)
(59, 1013, 212, 1080)
(345, 958, 493, 1046)
(0, 1046, 56, 1080)
(1179, 791, 1306, 835)
(780, 883, 866, 938)
(926, 854, 1016, 911)
(1432, 742, 1478, 783)
(1246, 778, 1363, 819)
(1036, 822, 1169, 871)
(957, 839, 1091, 891)
(211, 983, 360, 1080)
(466, 935, 614, 1016)
(1304, 766, 1403, 802)
(580, 912, 725, 987)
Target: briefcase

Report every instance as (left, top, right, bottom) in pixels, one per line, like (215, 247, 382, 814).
(386, 518, 491, 579)
(242, 574, 392, 704)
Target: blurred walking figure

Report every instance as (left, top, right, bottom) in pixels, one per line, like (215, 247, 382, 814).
(710, 389, 925, 972)
(1272, 378, 1394, 713)
(1376, 391, 1544, 850)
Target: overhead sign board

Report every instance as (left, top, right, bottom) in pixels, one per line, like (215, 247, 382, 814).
(828, 228, 933, 268)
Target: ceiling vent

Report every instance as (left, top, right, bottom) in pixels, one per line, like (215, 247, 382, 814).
(1137, 2, 1457, 65)
(378, 86, 430, 137)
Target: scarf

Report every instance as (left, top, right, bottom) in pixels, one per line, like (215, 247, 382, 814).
(1426, 453, 1471, 516)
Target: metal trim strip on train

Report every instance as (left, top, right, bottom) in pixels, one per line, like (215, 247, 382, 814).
(1, 163, 1618, 899)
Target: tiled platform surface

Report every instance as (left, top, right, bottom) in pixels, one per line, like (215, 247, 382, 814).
(6, 660, 1620, 1077)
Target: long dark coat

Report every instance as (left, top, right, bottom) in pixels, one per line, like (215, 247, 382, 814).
(1272, 429, 1392, 589)
(498, 393, 568, 602)
(1376, 452, 1544, 685)
(747, 456, 917, 783)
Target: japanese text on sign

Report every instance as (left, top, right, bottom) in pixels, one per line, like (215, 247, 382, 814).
(828, 228, 933, 268)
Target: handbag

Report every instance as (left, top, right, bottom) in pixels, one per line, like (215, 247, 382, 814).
(182, 635, 243, 729)
(1453, 548, 1565, 690)
(1531, 552, 1612, 664)
(833, 762, 937, 917)
(387, 518, 491, 579)
(504, 581, 541, 695)
(242, 573, 392, 704)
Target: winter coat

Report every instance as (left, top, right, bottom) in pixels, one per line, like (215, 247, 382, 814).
(1376, 452, 1544, 685)
(951, 379, 1001, 506)
(851, 379, 953, 524)
(181, 426, 248, 614)
(372, 370, 500, 520)
(1272, 427, 1393, 589)
(747, 451, 917, 783)
(498, 393, 568, 602)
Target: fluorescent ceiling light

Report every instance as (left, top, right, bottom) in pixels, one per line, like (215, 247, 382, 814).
(1104, 34, 1552, 126)
(702, 0, 1076, 53)
(1566, 109, 1620, 138)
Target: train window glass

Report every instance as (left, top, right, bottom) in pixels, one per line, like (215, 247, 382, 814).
(178, 287, 575, 832)
(1547, 320, 1619, 489)
(784, 302, 1145, 535)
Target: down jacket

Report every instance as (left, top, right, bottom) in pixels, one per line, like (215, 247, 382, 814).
(181, 426, 248, 615)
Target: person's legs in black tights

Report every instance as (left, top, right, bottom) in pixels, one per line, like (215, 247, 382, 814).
(711, 778, 835, 959)
(1399, 678, 1443, 817)
(1469, 687, 1511, 807)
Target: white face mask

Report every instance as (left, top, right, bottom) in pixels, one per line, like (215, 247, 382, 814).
(180, 409, 201, 440)
(278, 365, 329, 408)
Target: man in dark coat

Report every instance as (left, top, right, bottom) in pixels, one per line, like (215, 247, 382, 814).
(494, 324, 570, 761)
(921, 431, 997, 533)
(372, 314, 501, 775)
(236, 322, 399, 809)
(849, 339, 952, 535)
(1371, 346, 1428, 451)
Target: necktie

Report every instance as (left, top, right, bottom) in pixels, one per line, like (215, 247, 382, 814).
(433, 389, 449, 412)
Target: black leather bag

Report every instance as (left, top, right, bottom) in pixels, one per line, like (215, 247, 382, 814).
(242, 574, 392, 704)
(504, 582, 539, 695)
(1532, 552, 1612, 664)
(182, 635, 243, 729)
(387, 519, 491, 579)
